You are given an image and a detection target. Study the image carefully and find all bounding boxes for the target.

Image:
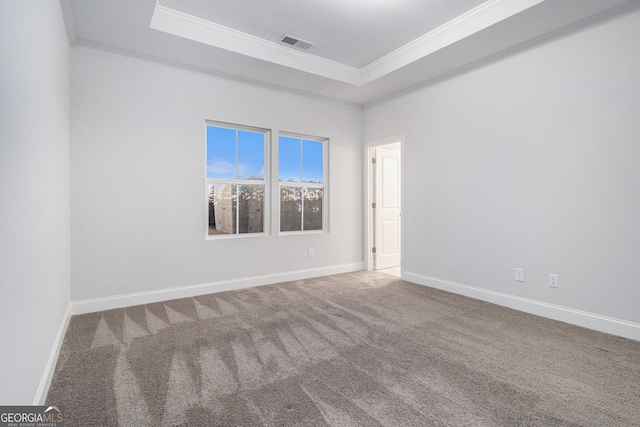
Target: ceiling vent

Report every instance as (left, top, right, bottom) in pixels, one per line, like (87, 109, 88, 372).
(279, 34, 315, 51)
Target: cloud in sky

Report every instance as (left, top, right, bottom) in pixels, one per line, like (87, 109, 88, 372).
(207, 160, 264, 179)
(207, 160, 235, 177)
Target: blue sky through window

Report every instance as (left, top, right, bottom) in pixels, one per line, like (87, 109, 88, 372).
(207, 126, 264, 180)
(207, 126, 235, 179)
(238, 130, 264, 179)
(279, 136, 300, 182)
(279, 136, 323, 183)
(302, 139, 323, 183)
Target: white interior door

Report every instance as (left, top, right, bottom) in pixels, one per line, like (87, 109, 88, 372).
(374, 143, 401, 269)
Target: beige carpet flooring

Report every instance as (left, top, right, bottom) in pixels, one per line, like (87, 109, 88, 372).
(47, 271, 640, 426)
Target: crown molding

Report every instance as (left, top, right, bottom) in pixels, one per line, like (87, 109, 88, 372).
(360, 0, 545, 84)
(150, 5, 362, 85)
(150, 0, 545, 86)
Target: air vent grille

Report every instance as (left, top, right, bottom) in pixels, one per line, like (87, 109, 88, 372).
(279, 34, 314, 51)
(281, 36, 298, 46)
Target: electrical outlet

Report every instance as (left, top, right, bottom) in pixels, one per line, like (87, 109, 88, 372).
(308, 248, 315, 258)
(515, 268, 524, 282)
(549, 274, 558, 288)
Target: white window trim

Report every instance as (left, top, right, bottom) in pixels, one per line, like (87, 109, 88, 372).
(205, 120, 271, 239)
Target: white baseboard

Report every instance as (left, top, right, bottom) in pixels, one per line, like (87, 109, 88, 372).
(33, 302, 72, 405)
(72, 263, 364, 315)
(403, 271, 640, 342)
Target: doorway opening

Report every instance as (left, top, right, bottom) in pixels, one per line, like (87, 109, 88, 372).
(366, 139, 402, 277)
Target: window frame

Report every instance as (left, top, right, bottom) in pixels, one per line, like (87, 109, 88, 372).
(278, 132, 329, 235)
(205, 120, 270, 239)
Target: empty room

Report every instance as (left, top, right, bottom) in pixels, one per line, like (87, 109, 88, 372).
(1, 0, 639, 425)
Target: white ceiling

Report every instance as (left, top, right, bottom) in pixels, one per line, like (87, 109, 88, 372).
(156, 0, 489, 69)
(63, 0, 640, 106)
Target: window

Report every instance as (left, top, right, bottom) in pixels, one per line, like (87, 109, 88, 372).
(279, 134, 327, 232)
(206, 122, 268, 237)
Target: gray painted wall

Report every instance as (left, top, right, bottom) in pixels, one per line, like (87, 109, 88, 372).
(70, 47, 364, 302)
(0, 2, 71, 404)
(364, 9, 640, 326)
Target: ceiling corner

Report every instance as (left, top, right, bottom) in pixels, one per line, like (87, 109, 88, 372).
(59, 0, 77, 45)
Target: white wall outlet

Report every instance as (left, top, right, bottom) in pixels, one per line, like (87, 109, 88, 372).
(515, 268, 524, 282)
(308, 248, 315, 258)
(549, 274, 558, 288)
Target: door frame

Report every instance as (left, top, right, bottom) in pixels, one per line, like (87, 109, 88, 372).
(364, 135, 404, 272)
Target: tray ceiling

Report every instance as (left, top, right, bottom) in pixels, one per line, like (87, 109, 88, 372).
(63, 0, 640, 106)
